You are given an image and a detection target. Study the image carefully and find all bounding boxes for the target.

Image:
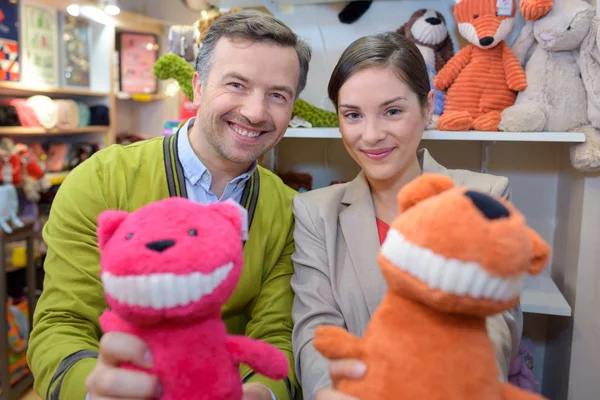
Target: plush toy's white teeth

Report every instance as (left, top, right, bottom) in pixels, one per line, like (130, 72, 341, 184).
(101, 262, 234, 309)
(380, 230, 525, 302)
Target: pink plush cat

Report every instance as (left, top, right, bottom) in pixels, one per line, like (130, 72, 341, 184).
(97, 197, 289, 400)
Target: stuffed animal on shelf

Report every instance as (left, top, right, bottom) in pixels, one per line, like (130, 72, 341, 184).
(396, 9, 454, 128)
(580, 15, 600, 129)
(433, 0, 527, 131)
(496, 0, 600, 171)
(313, 173, 550, 400)
(97, 198, 289, 400)
(338, 1, 372, 24)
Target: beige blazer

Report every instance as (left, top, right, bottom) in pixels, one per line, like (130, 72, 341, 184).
(290, 148, 523, 399)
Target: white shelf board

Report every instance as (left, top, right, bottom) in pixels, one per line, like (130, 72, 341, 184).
(521, 274, 571, 316)
(284, 128, 586, 143)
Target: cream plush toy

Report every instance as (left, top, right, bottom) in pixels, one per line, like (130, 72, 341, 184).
(498, 0, 600, 171)
(572, 16, 600, 172)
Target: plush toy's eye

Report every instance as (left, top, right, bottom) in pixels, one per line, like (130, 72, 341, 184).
(126, 233, 134, 240)
(567, 26, 571, 30)
(474, 14, 478, 18)
(189, 229, 197, 236)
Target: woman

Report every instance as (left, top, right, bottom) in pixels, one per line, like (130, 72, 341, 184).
(290, 32, 523, 399)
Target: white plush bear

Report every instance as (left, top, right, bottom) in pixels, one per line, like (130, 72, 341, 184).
(499, 0, 596, 133)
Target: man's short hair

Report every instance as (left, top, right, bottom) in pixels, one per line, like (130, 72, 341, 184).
(196, 9, 312, 97)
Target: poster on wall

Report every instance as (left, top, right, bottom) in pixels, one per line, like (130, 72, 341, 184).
(117, 31, 158, 94)
(59, 14, 91, 88)
(0, 0, 20, 82)
(21, 2, 58, 86)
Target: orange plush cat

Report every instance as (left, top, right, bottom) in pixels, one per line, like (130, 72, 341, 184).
(313, 173, 550, 400)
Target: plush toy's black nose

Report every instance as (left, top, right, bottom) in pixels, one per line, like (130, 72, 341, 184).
(146, 240, 176, 252)
(425, 17, 441, 25)
(464, 191, 509, 220)
(479, 36, 494, 46)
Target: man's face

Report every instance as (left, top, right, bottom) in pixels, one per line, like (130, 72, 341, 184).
(192, 37, 300, 166)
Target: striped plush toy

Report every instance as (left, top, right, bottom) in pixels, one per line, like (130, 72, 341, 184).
(433, 0, 552, 131)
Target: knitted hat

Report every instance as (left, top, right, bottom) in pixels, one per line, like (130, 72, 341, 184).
(26, 95, 58, 129)
(55, 99, 80, 129)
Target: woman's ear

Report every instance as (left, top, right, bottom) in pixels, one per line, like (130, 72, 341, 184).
(426, 90, 435, 122)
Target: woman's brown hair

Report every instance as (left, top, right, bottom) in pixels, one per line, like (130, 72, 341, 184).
(328, 32, 430, 111)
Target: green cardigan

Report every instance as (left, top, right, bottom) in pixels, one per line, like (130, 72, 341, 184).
(26, 134, 299, 400)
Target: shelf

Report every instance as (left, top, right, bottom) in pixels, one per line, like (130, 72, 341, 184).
(116, 92, 168, 101)
(284, 128, 587, 143)
(0, 81, 109, 98)
(0, 126, 109, 135)
(45, 171, 70, 186)
(521, 274, 571, 316)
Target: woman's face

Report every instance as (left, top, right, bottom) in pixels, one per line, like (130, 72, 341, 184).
(337, 66, 433, 183)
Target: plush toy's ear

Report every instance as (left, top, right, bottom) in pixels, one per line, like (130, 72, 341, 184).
(97, 210, 129, 250)
(212, 200, 248, 240)
(397, 173, 454, 212)
(527, 229, 550, 276)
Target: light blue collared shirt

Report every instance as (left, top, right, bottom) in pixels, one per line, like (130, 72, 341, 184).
(176, 117, 257, 204)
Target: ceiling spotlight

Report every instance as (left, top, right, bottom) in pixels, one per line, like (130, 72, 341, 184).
(103, 0, 120, 15)
(66, 3, 80, 16)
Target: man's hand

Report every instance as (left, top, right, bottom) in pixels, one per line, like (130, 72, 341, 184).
(243, 382, 274, 400)
(86, 332, 161, 399)
(315, 359, 366, 400)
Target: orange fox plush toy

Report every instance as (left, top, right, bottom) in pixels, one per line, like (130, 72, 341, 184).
(433, 0, 532, 131)
(313, 173, 550, 400)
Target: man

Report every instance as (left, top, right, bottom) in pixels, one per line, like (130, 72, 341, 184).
(26, 10, 311, 400)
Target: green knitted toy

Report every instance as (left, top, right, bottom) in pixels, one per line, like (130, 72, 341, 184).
(153, 53, 194, 101)
(292, 99, 338, 127)
(153, 53, 339, 127)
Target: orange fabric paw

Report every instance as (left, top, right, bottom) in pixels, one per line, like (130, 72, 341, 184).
(437, 111, 473, 131)
(520, 0, 553, 21)
(473, 111, 502, 131)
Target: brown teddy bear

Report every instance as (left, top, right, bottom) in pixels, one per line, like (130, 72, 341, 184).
(396, 9, 454, 73)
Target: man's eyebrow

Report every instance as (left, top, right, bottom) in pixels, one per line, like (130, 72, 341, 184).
(222, 72, 249, 82)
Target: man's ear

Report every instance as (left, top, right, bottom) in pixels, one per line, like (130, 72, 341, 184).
(192, 71, 202, 108)
(397, 173, 454, 212)
(97, 210, 129, 250)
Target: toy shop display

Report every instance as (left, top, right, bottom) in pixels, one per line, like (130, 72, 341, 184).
(0, 298, 31, 397)
(169, 25, 198, 62)
(0, 94, 103, 130)
(0, 0, 20, 82)
(313, 173, 550, 400)
(21, 1, 59, 86)
(59, 14, 91, 88)
(396, 9, 454, 128)
(97, 198, 290, 400)
(117, 31, 159, 94)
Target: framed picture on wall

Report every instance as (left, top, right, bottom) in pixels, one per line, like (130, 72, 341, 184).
(21, 1, 59, 86)
(117, 31, 158, 94)
(59, 13, 91, 88)
(0, 0, 21, 82)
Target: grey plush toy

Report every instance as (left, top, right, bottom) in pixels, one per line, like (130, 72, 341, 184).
(498, 0, 600, 172)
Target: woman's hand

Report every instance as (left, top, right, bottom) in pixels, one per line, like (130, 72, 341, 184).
(315, 359, 367, 400)
(86, 332, 161, 399)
